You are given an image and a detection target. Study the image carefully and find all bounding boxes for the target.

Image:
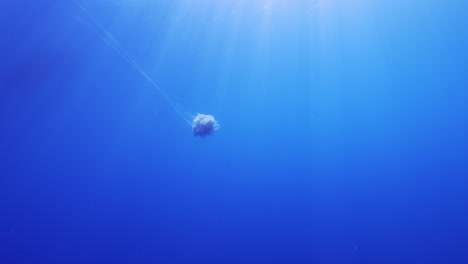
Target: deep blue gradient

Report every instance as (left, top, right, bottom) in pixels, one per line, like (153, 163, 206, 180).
(1, 1, 468, 263)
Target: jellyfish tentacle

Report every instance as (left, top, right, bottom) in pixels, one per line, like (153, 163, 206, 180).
(74, 0, 191, 126)
(74, 1, 219, 137)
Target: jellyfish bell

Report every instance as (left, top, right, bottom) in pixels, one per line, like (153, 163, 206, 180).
(192, 114, 219, 138)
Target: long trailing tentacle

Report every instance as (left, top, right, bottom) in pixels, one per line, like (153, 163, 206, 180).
(73, 0, 192, 127)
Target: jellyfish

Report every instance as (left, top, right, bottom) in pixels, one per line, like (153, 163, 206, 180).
(74, 0, 219, 137)
(192, 114, 220, 138)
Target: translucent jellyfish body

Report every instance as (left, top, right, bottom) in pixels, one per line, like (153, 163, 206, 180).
(192, 114, 220, 138)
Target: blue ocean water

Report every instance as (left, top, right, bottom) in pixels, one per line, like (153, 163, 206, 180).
(1, 0, 467, 263)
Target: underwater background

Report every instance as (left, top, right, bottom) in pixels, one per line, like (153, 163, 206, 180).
(1, 0, 468, 263)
